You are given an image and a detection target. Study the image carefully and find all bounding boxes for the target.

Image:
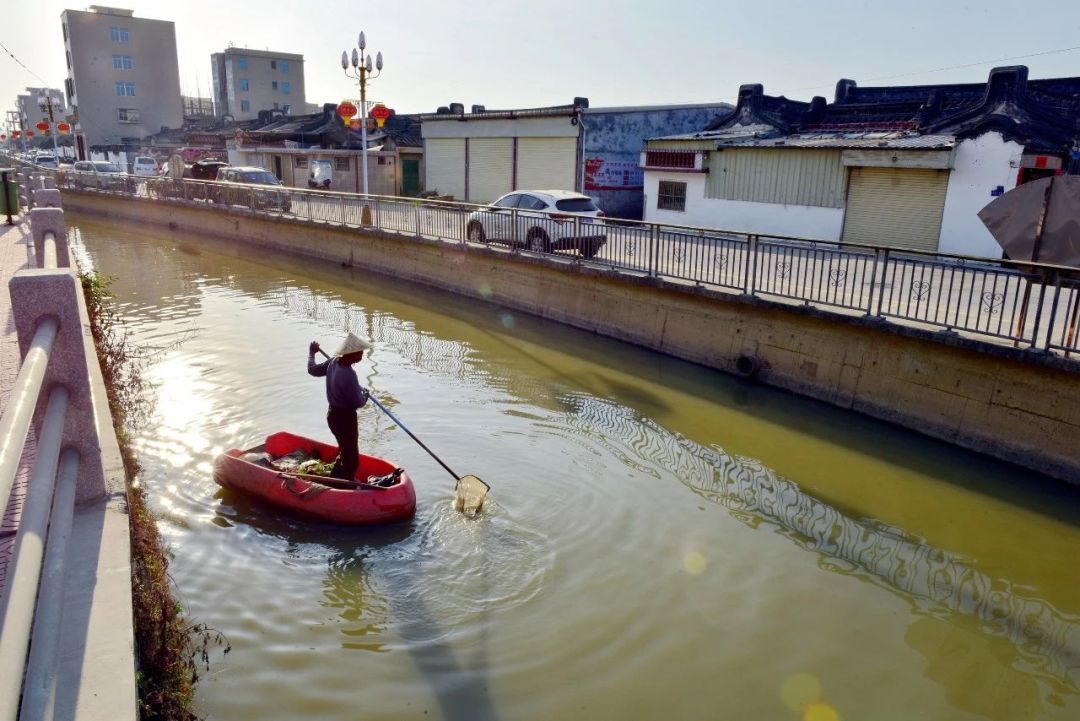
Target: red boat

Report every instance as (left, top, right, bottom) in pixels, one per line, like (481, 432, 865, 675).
(212, 431, 417, 525)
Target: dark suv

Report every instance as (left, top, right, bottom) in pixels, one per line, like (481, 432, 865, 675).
(213, 166, 291, 212)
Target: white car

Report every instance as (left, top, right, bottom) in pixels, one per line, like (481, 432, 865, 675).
(33, 153, 59, 169)
(132, 155, 158, 177)
(465, 190, 607, 258)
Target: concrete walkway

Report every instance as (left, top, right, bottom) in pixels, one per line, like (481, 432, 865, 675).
(0, 218, 36, 598)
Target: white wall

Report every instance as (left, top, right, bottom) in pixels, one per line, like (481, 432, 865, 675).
(938, 132, 1023, 258)
(643, 172, 844, 239)
(422, 116, 578, 139)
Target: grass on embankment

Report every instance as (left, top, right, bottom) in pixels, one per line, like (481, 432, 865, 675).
(81, 271, 227, 721)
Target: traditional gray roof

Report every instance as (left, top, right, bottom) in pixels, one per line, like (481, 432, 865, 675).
(654, 128, 956, 150)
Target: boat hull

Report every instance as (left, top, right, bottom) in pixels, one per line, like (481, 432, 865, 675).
(212, 431, 417, 525)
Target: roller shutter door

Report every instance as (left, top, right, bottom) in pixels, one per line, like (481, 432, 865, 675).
(842, 167, 949, 251)
(467, 138, 513, 203)
(517, 137, 577, 191)
(425, 139, 466, 200)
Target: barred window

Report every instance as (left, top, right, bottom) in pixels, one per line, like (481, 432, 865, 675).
(294, 157, 308, 169)
(334, 157, 350, 171)
(657, 181, 687, 211)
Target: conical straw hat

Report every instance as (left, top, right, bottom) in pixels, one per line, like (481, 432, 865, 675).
(335, 332, 373, 356)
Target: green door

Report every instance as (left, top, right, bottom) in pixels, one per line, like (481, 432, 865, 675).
(402, 157, 421, 197)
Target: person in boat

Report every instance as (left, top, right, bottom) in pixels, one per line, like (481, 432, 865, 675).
(307, 333, 373, 481)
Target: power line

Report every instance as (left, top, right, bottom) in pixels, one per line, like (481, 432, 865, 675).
(0, 38, 51, 88)
(791, 43, 1080, 94)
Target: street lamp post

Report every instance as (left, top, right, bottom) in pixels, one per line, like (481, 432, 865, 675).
(38, 95, 60, 159)
(341, 31, 383, 198)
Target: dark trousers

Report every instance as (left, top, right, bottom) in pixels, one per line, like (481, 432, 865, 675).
(326, 407, 359, 481)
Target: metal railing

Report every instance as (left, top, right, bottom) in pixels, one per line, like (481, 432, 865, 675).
(35, 163, 1080, 357)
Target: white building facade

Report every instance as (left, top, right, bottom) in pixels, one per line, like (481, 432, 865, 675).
(643, 68, 1079, 260)
(62, 6, 183, 152)
(211, 48, 305, 121)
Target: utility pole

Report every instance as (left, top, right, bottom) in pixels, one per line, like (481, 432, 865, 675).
(39, 94, 60, 159)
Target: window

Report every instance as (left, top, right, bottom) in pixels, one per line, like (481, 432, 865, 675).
(236, 57, 248, 70)
(281, 81, 290, 95)
(294, 157, 308, 169)
(657, 181, 687, 211)
(272, 81, 278, 91)
(112, 54, 133, 70)
(66, 51, 71, 69)
(238, 79, 249, 92)
(62, 23, 67, 41)
(240, 100, 250, 112)
(109, 26, 130, 42)
(520, 195, 548, 210)
(334, 157, 350, 171)
(273, 102, 279, 110)
(115, 82, 136, 97)
(117, 108, 140, 123)
(280, 60, 290, 74)
(494, 194, 521, 208)
(270, 60, 277, 70)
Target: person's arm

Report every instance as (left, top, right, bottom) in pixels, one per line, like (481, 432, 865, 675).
(345, 368, 370, 409)
(307, 341, 328, 377)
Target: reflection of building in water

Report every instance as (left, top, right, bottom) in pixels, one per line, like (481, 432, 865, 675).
(277, 286, 472, 377)
(565, 394, 1080, 700)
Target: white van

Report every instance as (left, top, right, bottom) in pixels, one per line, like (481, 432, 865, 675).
(133, 156, 158, 177)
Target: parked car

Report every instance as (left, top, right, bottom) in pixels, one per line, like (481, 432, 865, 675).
(213, 166, 291, 212)
(187, 159, 228, 180)
(308, 159, 332, 189)
(33, 153, 59, 169)
(132, 155, 158, 177)
(70, 160, 132, 191)
(465, 190, 607, 257)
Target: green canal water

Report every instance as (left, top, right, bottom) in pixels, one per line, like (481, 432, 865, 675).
(67, 213, 1080, 721)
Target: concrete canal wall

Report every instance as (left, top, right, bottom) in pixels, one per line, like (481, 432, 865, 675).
(63, 193, 1080, 483)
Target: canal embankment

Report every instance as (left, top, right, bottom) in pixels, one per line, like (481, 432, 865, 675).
(62, 191, 1080, 483)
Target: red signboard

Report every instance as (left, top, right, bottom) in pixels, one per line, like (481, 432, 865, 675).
(35, 122, 50, 132)
(337, 101, 357, 119)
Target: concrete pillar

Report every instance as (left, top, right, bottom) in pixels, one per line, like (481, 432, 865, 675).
(9, 268, 120, 502)
(29, 207, 69, 268)
(33, 188, 62, 209)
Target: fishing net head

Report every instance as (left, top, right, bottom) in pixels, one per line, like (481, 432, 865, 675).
(453, 475, 490, 517)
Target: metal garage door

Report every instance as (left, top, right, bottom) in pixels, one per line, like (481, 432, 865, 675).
(425, 138, 466, 200)
(467, 138, 513, 203)
(842, 167, 949, 251)
(516, 138, 577, 191)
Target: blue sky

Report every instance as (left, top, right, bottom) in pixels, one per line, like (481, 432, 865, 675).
(3, 0, 1079, 117)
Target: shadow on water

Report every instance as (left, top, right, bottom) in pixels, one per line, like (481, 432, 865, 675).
(213, 488, 501, 720)
(662, 436, 1080, 718)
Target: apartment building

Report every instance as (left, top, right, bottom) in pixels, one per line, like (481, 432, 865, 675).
(211, 48, 305, 121)
(15, 87, 67, 129)
(61, 5, 182, 151)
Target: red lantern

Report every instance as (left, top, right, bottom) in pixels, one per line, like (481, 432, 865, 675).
(35, 121, 50, 132)
(336, 101, 357, 121)
(1, 134, 6, 141)
(57, 122, 71, 135)
(25, 130, 34, 138)
(370, 103, 391, 126)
